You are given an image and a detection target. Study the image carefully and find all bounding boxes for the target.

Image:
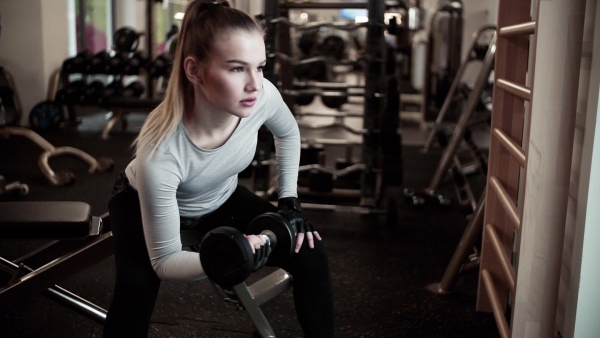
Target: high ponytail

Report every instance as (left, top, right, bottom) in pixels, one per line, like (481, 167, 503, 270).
(133, 0, 264, 156)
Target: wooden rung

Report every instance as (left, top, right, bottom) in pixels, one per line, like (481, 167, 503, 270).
(492, 128, 527, 167)
(482, 269, 511, 338)
(499, 21, 536, 37)
(485, 223, 516, 292)
(496, 78, 532, 101)
(489, 176, 521, 230)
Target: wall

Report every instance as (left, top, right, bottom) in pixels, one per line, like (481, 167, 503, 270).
(512, 0, 586, 336)
(0, 0, 70, 125)
(561, 0, 600, 336)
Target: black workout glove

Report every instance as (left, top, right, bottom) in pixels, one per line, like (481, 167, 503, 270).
(278, 197, 320, 252)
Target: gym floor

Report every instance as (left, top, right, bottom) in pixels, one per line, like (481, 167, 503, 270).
(0, 95, 498, 337)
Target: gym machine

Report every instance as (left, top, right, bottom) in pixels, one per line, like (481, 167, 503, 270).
(256, 0, 403, 220)
(404, 29, 496, 211)
(422, 0, 464, 122)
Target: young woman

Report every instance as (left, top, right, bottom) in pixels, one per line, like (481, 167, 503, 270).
(103, 1, 335, 337)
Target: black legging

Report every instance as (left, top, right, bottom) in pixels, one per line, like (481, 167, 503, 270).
(103, 174, 334, 337)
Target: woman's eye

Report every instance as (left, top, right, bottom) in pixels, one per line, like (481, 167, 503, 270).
(257, 66, 265, 72)
(231, 67, 244, 72)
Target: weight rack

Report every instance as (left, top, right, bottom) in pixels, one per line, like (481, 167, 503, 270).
(257, 0, 402, 216)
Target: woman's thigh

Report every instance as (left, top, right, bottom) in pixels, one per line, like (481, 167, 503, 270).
(196, 185, 277, 233)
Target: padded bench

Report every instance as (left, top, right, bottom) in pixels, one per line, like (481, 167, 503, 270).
(0, 201, 112, 324)
(0, 201, 102, 239)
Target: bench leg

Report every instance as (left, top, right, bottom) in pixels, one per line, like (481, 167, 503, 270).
(232, 269, 293, 338)
(0, 232, 113, 311)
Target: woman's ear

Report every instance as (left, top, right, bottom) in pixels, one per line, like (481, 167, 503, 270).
(183, 56, 203, 85)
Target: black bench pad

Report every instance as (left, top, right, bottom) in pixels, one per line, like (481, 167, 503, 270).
(0, 202, 92, 239)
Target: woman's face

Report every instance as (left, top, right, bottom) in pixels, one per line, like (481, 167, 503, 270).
(198, 29, 266, 118)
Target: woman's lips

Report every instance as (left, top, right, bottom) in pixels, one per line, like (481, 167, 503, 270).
(240, 98, 256, 107)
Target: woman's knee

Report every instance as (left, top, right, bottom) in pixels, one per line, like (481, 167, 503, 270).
(285, 238, 330, 274)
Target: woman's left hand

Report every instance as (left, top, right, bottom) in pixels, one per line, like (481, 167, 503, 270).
(277, 197, 322, 252)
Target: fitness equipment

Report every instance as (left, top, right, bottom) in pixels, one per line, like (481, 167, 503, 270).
(199, 212, 296, 288)
(1, 67, 114, 186)
(82, 81, 106, 105)
(0, 201, 293, 338)
(103, 80, 123, 98)
(106, 53, 128, 75)
(260, 0, 400, 218)
(294, 81, 365, 109)
(61, 50, 91, 74)
(0, 174, 28, 197)
(28, 100, 65, 131)
(122, 81, 145, 98)
(320, 35, 347, 61)
(112, 26, 140, 53)
(123, 51, 146, 75)
(147, 54, 171, 78)
(404, 31, 497, 210)
(300, 162, 366, 194)
(427, 191, 485, 295)
(55, 80, 86, 105)
(291, 84, 316, 106)
(296, 113, 366, 135)
(0, 202, 113, 324)
(88, 51, 112, 74)
(423, 0, 465, 122)
(423, 25, 497, 153)
(99, 97, 161, 140)
(299, 143, 324, 178)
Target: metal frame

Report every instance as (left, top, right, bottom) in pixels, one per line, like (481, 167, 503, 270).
(0, 210, 113, 324)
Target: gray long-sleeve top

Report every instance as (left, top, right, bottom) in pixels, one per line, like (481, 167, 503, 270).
(124, 79, 300, 281)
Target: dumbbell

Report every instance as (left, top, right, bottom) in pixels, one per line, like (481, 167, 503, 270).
(107, 53, 128, 74)
(61, 51, 91, 74)
(89, 51, 111, 74)
(123, 52, 146, 75)
(146, 55, 171, 78)
(122, 81, 145, 98)
(83, 81, 106, 105)
(199, 212, 296, 288)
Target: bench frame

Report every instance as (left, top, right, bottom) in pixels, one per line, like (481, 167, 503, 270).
(1, 202, 292, 337)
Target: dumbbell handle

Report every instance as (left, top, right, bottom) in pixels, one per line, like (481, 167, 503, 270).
(260, 230, 277, 249)
(252, 230, 277, 271)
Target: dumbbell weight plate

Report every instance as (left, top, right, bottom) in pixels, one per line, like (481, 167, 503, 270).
(29, 100, 64, 132)
(247, 212, 296, 267)
(199, 226, 254, 288)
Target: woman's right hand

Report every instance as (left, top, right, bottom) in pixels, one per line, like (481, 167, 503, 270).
(244, 234, 267, 254)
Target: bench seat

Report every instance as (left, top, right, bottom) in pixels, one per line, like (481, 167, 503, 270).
(0, 201, 95, 239)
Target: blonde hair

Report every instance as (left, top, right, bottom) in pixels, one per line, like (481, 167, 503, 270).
(133, 0, 265, 156)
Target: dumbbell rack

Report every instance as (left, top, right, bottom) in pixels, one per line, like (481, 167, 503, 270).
(50, 49, 171, 139)
(261, 0, 402, 216)
(54, 49, 147, 125)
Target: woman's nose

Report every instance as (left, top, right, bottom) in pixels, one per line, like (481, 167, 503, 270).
(245, 71, 261, 92)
